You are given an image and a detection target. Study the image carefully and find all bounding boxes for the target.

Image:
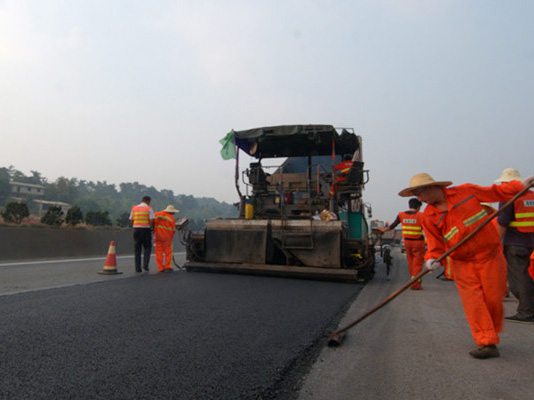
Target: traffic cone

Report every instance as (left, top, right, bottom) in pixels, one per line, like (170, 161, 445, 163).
(98, 241, 123, 275)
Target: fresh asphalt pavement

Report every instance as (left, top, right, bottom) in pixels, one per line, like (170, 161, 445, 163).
(2, 250, 533, 399)
(298, 248, 534, 400)
(0, 253, 363, 399)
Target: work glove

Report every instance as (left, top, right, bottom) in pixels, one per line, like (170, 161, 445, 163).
(521, 175, 534, 189)
(424, 259, 441, 272)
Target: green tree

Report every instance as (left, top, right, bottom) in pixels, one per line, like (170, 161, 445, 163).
(46, 177, 78, 204)
(65, 205, 84, 226)
(115, 212, 130, 227)
(28, 170, 46, 185)
(41, 205, 64, 226)
(85, 210, 112, 226)
(0, 167, 11, 206)
(7, 166, 28, 182)
(2, 202, 30, 224)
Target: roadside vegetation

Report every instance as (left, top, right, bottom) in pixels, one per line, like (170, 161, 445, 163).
(0, 166, 237, 229)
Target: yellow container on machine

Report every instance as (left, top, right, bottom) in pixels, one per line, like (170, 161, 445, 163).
(245, 199, 254, 219)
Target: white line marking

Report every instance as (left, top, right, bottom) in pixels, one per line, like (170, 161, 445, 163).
(0, 252, 186, 267)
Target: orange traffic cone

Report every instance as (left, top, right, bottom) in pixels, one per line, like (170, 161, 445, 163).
(98, 241, 123, 275)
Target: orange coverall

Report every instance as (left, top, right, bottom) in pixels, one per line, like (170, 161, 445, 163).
(443, 208, 506, 282)
(422, 181, 522, 347)
(444, 257, 454, 280)
(329, 160, 353, 195)
(154, 211, 176, 271)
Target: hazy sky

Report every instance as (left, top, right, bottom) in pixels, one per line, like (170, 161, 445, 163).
(1, 0, 533, 221)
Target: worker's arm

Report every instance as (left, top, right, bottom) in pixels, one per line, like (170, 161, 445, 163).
(379, 215, 401, 233)
(421, 213, 446, 261)
(460, 181, 524, 203)
(496, 201, 513, 239)
(149, 207, 156, 230)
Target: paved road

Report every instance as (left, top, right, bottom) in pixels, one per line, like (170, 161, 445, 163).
(2, 249, 532, 399)
(0, 253, 159, 296)
(298, 248, 534, 400)
(0, 254, 362, 399)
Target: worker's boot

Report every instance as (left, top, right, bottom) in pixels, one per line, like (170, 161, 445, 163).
(469, 345, 500, 359)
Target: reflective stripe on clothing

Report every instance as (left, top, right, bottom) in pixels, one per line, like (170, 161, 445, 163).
(399, 211, 424, 239)
(509, 192, 534, 232)
(442, 203, 488, 242)
(154, 211, 176, 242)
(444, 256, 454, 280)
(131, 204, 154, 228)
(423, 182, 524, 262)
(463, 209, 488, 227)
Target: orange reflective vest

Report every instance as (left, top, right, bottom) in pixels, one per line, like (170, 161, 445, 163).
(131, 205, 153, 228)
(509, 191, 534, 233)
(154, 211, 176, 241)
(399, 211, 424, 240)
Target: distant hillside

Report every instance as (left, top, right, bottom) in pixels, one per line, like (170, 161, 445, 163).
(0, 166, 237, 229)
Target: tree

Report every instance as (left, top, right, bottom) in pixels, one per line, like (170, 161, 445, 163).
(41, 205, 64, 226)
(0, 167, 11, 206)
(65, 205, 84, 226)
(46, 177, 78, 204)
(85, 210, 112, 226)
(2, 202, 30, 224)
(28, 170, 46, 185)
(115, 212, 130, 227)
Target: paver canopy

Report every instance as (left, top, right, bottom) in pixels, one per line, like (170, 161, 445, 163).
(232, 125, 360, 159)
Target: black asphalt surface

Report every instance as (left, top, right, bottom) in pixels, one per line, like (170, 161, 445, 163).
(0, 270, 363, 399)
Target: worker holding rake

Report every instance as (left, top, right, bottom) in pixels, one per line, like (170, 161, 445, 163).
(154, 205, 180, 272)
(400, 172, 534, 359)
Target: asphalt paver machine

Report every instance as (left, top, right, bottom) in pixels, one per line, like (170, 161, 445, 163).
(184, 124, 375, 281)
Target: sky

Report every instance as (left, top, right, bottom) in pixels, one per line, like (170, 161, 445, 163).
(1, 0, 533, 222)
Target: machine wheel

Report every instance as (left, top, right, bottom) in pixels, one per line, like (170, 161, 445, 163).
(357, 253, 375, 282)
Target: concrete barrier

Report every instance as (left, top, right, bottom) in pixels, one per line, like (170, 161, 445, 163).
(0, 226, 186, 261)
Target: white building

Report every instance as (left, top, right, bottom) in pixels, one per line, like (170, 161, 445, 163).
(10, 181, 45, 199)
(9, 181, 71, 217)
(33, 200, 72, 218)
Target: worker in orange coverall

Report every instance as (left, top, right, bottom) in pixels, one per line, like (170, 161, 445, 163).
(379, 198, 425, 290)
(399, 172, 534, 359)
(329, 155, 353, 196)
(154, 205, 180, 272)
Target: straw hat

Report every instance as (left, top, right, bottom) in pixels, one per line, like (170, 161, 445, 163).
(480, 202, 497, 211)
(163, 205, 180, 213)
(398, 173, 452, 197)
(494, 168, 523, 183)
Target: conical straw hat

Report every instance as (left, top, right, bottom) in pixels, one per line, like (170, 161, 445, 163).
(163, 205, 180, 213)
(398, 173, 452, 197)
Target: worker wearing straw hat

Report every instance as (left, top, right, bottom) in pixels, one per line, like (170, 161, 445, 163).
(154, 205, 180, 272)
(494, 168, 534, 324)
(399, 172, 534, 359)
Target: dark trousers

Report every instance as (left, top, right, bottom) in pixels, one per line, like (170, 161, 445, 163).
(134, 228, 152, 271)
(504, 245, 534, 319)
